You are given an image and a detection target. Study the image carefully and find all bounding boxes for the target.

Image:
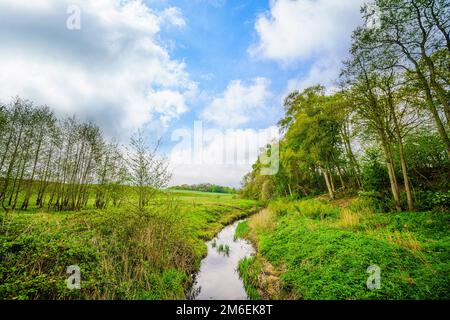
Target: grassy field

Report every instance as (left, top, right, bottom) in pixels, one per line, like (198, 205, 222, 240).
(236, 197, 450, 300)
(0, 189, 261, 300)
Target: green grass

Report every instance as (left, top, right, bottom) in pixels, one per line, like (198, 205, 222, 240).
(216, 244, 230, 256)
(0, 190, 261, 300)
(238, 256, 261, 300)
(234, 220, 250, 240)
(240, 198, 450, 300)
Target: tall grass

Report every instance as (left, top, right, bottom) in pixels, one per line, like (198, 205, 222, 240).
(0, 192, 261, 300)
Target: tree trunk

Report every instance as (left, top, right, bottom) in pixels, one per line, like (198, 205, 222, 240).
(336, 165, 346, 190)
(340, 125, 362, 187)
(21, 134, 43, 210)
(329, 170, 336, 194)
(320, 166, 335, 200)
(388, 93, 414, 211)
(380, 131, 402, 212)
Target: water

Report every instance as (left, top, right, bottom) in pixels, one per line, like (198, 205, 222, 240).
(190, 220, 255, 300)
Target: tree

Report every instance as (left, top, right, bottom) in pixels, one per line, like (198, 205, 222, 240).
(357, 0, 450, 155)
(283, 86, 344, 200)
(341, 51, 403, 212)
(127, 130, 171, 209)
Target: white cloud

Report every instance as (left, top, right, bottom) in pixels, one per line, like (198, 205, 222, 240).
(147, 89, 187, 127)
(168, 126, 279, 187)
(286, 55, 343, 93)
(250, 0, 365, 62)
(250, 0, 365, 93)
(159, 7, 186, 28)
(201, 78, 272, 128)
(0, 0, 193, 139)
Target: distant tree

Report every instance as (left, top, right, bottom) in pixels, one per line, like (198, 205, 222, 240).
(171, 183, 236, 194)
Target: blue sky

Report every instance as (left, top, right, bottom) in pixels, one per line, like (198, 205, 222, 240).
(153, 0, 287, 130)
(156, 0, 292, 93)
(0, 0, 367, 187)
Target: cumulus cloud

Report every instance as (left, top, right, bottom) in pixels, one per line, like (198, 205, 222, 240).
(286, 55, 343, 94)
(201, 78, 272, 128)
(250, 0, 365, 62)
(0, 0, 194, 139)
(159, 7, 186, 28)
(250, 0, 365, 92)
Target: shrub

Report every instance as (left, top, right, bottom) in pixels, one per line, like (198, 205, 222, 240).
(295, 199, 340, 220)
(361, 148, 391, 193)
(358, 190, 392, 212)
(268, 201, 292, 217)
(260, 180, 274, 202)
(413, 191, 450, 211)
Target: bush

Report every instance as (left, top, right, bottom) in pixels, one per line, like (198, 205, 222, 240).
(268, 201, 291, 217)
(413, 191, 450, 211)
(358, 190, 392, 212)
(294, 199, 340, 220)
(361, 148, 391, 193)
(260, 180, 274, 202)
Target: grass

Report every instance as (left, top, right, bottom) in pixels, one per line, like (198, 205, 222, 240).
(0, 190, 261, 300)
(238, 197, 450, 300)
(337, 209, 360, 229)
(216, 244, 230, 256)
(238, 256, 261, 300)
(234, 220, 250, 240)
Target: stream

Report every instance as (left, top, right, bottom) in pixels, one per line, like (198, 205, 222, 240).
(190, 219, 255, 300)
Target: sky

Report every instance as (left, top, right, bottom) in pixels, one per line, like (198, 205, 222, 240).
(0, 0, 368, 187)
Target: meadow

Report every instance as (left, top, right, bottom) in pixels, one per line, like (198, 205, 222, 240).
(0, 189, 261, 299)
(1, 0, 449, 304)
(236, 197, 450, 300)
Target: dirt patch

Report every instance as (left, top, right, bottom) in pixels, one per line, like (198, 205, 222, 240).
(331, 196, 357, 209)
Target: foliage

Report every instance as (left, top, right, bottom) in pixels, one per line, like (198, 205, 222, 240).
(238, 257, 261, 300)
(360, 148, 391, 193)
(0, 190, 260, 299)
(240, 198, 450, 299)
(260, 180, 274, 202)
(234, 220, 250, 240)
(413, 191, 450, 212)
(169, 184, 236, 194)
(241, 0, 450, 213)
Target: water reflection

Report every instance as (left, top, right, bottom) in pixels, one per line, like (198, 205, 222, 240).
(190, 220, 255, 300)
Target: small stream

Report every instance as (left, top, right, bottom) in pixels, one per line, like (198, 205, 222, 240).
(190, 220, 255, 300)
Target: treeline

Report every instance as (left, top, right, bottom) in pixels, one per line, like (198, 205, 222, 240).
(0, 97, 170, 212)
(241, 0, 450, 212)
(170, 183, 236, 194)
